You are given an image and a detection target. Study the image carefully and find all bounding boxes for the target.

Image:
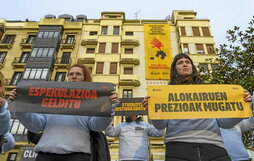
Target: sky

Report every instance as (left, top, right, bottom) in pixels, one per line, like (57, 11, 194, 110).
(0, 0, 253, 47)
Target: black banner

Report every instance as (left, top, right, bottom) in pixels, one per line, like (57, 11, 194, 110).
(115, 97, 147, 116)
(9, 81, 114, 117)
(19, 147, 37, 161)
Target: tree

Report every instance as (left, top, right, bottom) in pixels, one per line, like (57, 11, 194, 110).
(199, 16, 254, 93)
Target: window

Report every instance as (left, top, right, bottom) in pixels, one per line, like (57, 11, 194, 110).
(124, 67, 133, 74)
(26, 35, 36, 44)
(113, 26, 120, 35)
(65, 35, 75, 44)
(196, 44, 204, 54)
(180, 27, 186, 36)
(199, 63, 209, 75)
(206, 44, 215, 54)
(110, 62, 117, 74)
(123, 89, 133, 98)
(125, 32, 133, 36)
(192, 27, 200, 36)
(183, 44, 189, 54)
(98, 43, 106, 53)
(31, 48, 55, 57)
(86, 48, 95, 53)
(10, 72, 22, 86)
(2, 35, 15, 44)
(0, 52, 6, 63)
(111, 43, 118, 53)
(211, 64, 219, 71)
(19, 52, 30, 63)
(38, 31, 59, 38)
(125, 48, 133, 54)
(23, 68, 49, 80)
(96, 62, 104, 74)
(10, 118, 26, 134)
(89, 31, 97, 36)
(101, 26, 108, 35)
(7, 152, 18, 161)
(202, 27, 211, 36)
(55, 72, 66, 82)
(61, 52, 70, 64)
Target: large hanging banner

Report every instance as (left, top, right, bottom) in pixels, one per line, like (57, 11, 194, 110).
(115, 98, 147, 116)
(144, 24, 172, 80)
(9, 81, 114, 117)
(147, 84, 252, 119)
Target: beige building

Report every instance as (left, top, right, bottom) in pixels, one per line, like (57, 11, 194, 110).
(0, 10, 218, 161)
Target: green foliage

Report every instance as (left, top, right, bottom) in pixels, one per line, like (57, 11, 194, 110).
(199, 16, 254, 92)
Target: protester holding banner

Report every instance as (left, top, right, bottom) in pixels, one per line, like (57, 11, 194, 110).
(142, 53, 252, 161)
(8, 64, 119, 161)
(105, 115, 164, 161)
(0, 72, 15, 153)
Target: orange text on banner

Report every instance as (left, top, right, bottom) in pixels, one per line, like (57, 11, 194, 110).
(144, 24, 172, 80)
(147, 84, 252, 119)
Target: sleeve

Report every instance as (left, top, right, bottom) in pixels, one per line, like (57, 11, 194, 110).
(151, 120, 168, 130)
(217, 118, 243, 129)
(0, 102, 10, 135)
(2, 133, 15, 152)
(87, 101, 120, 132)
(104, 124, 121, 137)
(15, 112, 46, 132)
(147, 123, 164, 137)
(238, 117, 254, 133)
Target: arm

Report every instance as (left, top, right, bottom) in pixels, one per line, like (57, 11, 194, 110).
(147, 123, 164, 137)
(151, 120, 168, 130)
(104, 124, 121, 137)
(238, 117, 254, 133)
(88, 100, 120, 132)
(0, 102, 10, 135)
(15, 112, 46, 132)
(2, 133, 15, 152)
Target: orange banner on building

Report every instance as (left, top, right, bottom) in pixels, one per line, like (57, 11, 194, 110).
(147, 84, 252, 119)
(144, 24, 172, 80)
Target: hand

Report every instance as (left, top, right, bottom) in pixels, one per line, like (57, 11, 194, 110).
(141, 96, 150, 109)
(8, 89, 17, 101)
(110, 91, 119, 102)
(243, 89, 252, 102)
(0, 97, 6, 107)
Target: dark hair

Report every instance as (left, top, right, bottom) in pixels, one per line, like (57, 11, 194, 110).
(169, 53, 204, 85)
(68, 64, 92, 82)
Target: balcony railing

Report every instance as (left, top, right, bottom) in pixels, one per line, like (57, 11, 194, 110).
(119, 75, 140, 86)
(77, 54, 95, 64)
(0, 40, 14, 49)
(81, 39, 98, 46)
(20, 38, 34, 49)
(121, 36, 139, 46)
(54, 57, 72, 69)
(120, 54, 140, 65)
(12, 57, 27, 68)
(60, 39, 76, 49)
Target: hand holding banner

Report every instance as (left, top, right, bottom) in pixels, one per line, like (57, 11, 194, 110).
(148, 84, 252, 119)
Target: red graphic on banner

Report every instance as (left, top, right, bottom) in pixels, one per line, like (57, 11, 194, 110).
(151, 37, 164, 50)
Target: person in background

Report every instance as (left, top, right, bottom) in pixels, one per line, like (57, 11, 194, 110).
(0, 71, 15, 153)
(220, 92, 254, 161)
(105, 115, 164, 161)
(142, 53, 252, 161)
(8, 64, 119, 161)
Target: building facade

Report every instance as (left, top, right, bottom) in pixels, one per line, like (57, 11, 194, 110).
(0, 10, 218, 161)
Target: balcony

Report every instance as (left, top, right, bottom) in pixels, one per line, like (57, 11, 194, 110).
(119, 75, 140, 86)
(81, 39, 98, 46)
(77, 54, 95, 64)
(12, 57, 27, 68)
(121, 36, 139, 46)
(120, 54, 140, 65)
(54, 58, 72, 69)
(0, 41, 13, 49)
(4, 79, 16, 93)
(60, 39, 76, 49)
(20, 38, 33, 49)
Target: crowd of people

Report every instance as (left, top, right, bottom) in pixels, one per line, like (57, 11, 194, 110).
(0, 53, 253, 161)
